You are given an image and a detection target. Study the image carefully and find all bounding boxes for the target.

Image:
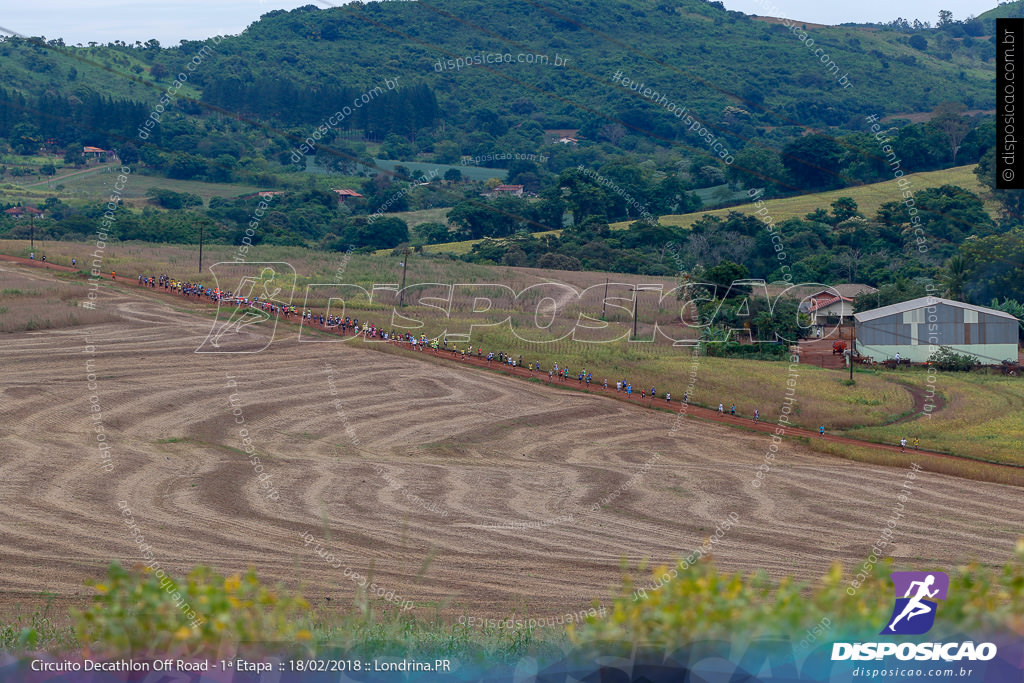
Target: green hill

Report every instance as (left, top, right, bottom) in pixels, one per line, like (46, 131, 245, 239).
(979, 1, 1024, 20)
(0, 39, 201, 106)
(0, 0, 1007, 283)
(0, 0, 997, 140)
(202, 0, 990, 128)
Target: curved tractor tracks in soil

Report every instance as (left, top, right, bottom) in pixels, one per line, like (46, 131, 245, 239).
(1, 261, 1021, 624)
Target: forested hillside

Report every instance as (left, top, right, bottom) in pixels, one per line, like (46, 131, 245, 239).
(0, 0, 997, 152)
(1, 0, 1020, 307)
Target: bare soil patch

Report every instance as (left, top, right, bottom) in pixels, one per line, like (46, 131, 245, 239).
(0, 278, 1021, 623)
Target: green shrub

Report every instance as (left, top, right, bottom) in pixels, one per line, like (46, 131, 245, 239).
(568, 540, 1024, 650)
(928, 346, 982, 371)
(0, 606, 75, 653)
(72, 563, 314, 657)
(700, 341, 789, 359)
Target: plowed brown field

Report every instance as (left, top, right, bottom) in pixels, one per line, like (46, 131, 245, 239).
(1, 273, 1021, 623)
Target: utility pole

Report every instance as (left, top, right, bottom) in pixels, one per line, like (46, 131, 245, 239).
(198, 221, 204, 274)
(601, 277, 609, 320)
(29, 213, 34, 251)
(399, 247, 409, 307)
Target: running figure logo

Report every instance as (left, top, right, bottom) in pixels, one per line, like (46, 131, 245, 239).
(881, 571, 949, 635)
(196, 262, 296, 354)
(209, 269, 280, 343)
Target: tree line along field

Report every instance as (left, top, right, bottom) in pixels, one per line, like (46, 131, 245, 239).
(27, 170, 267, 207)
(643, 164, 995, 231)
(3, 152, 1011, 301)
(412, 164, 991, 257)
(0, 155, 504, 211)
(4, 238, 1022, 473)
(0, 156, 267, 206)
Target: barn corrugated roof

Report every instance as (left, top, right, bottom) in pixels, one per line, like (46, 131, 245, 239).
(854, 296, 1019, 323)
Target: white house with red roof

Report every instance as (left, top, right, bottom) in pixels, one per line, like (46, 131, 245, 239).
(805, 284, 878, 328)
(333, 188, 363, 203)
(490, 184, 524, 197)
(82, 146, 116, 160)
(4, 206, 44, 218)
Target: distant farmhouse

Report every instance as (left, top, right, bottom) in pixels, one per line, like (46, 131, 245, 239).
(489, 184, 524, 198)
(4, 206, 44, 219)
(333, 188, 363, 203)
(804, 284, 877, 330)
(854, 297, 1020, 364)
(543, 129, 579, 145)
(82, 146, 116, 163)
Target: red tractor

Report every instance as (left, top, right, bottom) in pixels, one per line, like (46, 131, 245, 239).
(832, 340, 847, 355)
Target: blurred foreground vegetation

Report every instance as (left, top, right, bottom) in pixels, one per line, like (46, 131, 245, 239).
(3, 544, 1022, 659)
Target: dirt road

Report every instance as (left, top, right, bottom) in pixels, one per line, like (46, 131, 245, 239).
(0, 253, 78, 272)
(1, 278, 1021, 623)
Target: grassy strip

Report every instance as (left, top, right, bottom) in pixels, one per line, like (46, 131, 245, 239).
(803, 439, 1024, 487)
(0, 268, 120, 332)
(839, 369, 1024, 467)
(373, 342, 1022, 485)
(0, 600, 77, 653)
(7, 242, 1021, 466)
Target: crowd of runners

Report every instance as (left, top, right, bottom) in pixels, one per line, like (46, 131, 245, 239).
(131, 272, 923, 452)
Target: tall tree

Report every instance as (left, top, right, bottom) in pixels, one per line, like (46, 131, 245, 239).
(940, 254, 967, 301)
(727, 146, 786, 192)
(960, 230, 1024, 304)
(835, 247, 863, 282)
(781, 135, 844, 190)
(929, 102, 972, 164)
(830, 197, 862, 223)
(975, 149, 1024, 223)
